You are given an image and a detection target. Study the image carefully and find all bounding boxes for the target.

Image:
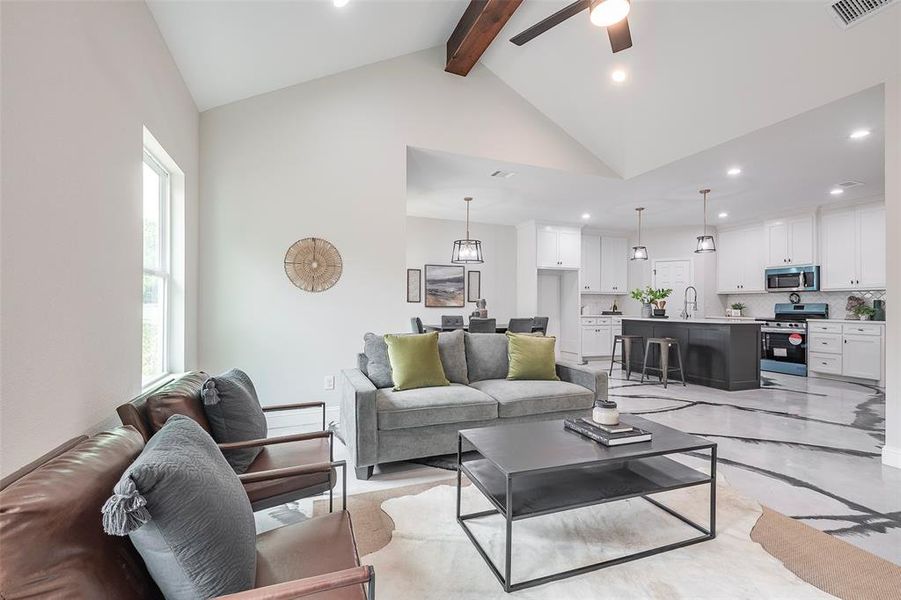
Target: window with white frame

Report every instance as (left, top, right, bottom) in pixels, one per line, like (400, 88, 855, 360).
(142, 150, 170, 385)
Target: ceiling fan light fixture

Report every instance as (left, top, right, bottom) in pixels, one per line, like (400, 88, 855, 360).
(589, 0, 630, 27)
(451, 197, 484, 264)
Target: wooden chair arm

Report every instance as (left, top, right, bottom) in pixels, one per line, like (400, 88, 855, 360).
(262, 401, 325, 413)
(238, 461, 341, 484)
(218, 430, 331, 451)
(215, 565, 374, 599)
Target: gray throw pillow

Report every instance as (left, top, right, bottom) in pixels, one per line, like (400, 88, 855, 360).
(201, 369, 267, 474)
(101, 415, 256, 600)
(437, 329, 468, 384)
(363, 332, 393, 388)
(464, 332, 510, 382)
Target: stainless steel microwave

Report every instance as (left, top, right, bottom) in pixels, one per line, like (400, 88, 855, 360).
(765, 266, 820, 292)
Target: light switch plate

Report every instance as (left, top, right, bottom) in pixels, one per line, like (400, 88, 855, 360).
(323, 375, 335, 390)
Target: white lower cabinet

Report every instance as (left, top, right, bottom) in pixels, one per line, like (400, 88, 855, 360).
(808, 321, 884, 382)
(581, 317, 615, 358)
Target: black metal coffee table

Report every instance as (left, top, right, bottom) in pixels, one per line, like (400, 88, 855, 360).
(456, 416, 716, 592)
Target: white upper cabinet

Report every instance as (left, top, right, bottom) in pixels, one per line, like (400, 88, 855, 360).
(820, 204, 885, 291)
(717, 225, 765, 293)
(765, 215, 814, 266)
(599, 236, 628, 293)
(536, 225, 581, 269)
(580, 234, 601, 292)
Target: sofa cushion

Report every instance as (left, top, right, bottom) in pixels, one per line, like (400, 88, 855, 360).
(145, 371, 210, 433)
(102, 415, 256, 600)
(437, 329, 468, 384)
(506, 332, 560, 381)
(363, 333, 393, 388)
(201, 368, 267, 474)
(464, 333, 509, 382)
(468, 379, 593, 418)
(0, 428, 158, 599)
(385, 332, 449, 391)
(376, 384, 497, 430)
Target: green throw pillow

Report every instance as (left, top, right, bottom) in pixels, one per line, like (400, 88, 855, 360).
(384, 332, 450, 391)
(506, 332, 560, 381)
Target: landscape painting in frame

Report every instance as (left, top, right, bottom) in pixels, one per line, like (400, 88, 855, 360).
(424, 264, 465, 307)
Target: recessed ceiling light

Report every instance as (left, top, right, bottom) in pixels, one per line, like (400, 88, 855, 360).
(830, 188, 844, 195)
(849, 128, 871, 139)
(718, 212, 728, 218)
(611, 69, 627, 83)
(333, 0, 349, 7)
(582, 213, 591, 220)
(727, 167, 741, 176)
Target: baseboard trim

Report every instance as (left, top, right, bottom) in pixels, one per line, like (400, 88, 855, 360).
(882, 445, 901, 469)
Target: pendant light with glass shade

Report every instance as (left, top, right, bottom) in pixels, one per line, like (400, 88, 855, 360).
(695, 188, 716, 253)
(451, 197, 484, 264)
(630, 207, 648, 260)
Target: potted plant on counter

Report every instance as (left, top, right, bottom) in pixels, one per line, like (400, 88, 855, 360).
(729, 302, 747, 317)
(853, 305, 876, 321)
(631, 286, 673, 318)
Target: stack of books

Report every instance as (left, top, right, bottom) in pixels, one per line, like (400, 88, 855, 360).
(564, 417, 652, 446)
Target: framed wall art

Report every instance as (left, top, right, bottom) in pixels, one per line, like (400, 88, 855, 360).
(467, 270, 481, 303)
(424, 264, 464, 307)
(406, 268, 421, 303)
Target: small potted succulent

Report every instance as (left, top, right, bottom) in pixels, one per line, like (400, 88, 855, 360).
(729, 302, 747, 317)
(853, 305, 876, 321)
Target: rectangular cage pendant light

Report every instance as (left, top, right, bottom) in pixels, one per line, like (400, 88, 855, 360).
(451, 197, 484, 264)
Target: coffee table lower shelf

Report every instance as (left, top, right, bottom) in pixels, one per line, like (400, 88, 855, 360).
(456, 436, 717, 593)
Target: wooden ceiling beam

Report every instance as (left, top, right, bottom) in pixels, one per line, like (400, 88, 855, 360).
(445, 0, 523, 77)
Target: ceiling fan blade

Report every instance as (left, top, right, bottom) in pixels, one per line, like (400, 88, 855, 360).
(607, 17, 633, 53)
(510, 0, 591, 46)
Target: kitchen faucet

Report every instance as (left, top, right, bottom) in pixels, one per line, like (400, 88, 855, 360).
(681, 286, 698, 320)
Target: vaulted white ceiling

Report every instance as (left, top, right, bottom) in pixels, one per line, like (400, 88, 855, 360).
(407, 85, 885, 230)
(148, 0, 900, 179)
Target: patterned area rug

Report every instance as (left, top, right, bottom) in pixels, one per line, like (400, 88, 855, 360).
(315, 478, 900, 599)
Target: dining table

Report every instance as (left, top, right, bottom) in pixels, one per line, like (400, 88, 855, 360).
(422, 323, 508, 333)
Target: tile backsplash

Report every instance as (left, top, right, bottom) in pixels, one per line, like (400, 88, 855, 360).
(722, 290, 887, 320)
(580, 294, 626, 315)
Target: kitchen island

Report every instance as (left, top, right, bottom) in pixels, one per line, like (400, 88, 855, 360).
(622, 318, 761, 391)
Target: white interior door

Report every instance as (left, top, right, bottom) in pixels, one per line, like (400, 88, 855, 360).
(653, 259, 693, 315)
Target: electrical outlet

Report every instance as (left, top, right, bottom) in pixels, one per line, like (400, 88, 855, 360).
(323, 375, 335, 391)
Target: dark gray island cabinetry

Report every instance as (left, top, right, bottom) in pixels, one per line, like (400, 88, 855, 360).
(623, 318, 761, 391)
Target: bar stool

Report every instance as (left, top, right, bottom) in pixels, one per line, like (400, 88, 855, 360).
(609, 335, 644, 381)
(641, 337, 686, 388)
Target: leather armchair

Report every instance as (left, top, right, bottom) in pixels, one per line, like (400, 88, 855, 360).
(0, 427, 374, 599)
(117, 372, 340, 511)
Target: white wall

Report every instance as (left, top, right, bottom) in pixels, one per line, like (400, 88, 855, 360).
(198, 47, 608, 408)
(884, 64, 900, 469)
(624, 226, 723, 317)
(405, 216, 516, 326)
(0, 1, 199, 476)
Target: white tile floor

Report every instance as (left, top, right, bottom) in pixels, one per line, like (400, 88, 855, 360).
(257, 368, 900, 565)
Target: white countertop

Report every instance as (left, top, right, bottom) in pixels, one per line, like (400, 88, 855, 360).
(580, 314, 624, 318)
(817, 319, 886, 325)
(621, 317, 762, 325)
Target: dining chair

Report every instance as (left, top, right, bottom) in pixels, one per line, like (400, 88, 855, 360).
(532, 316, 549, 335)
(468, 317, 496, 333)
(507, 317, 535, 333)
(441, 315, 465, 330)
(411, 317, 425, 333)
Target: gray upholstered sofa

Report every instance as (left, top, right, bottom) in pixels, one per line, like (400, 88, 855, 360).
(341, 331, 608, 479)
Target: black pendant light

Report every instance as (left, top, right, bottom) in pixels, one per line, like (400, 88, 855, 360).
(630, 207, 648, 260)
(695, 188, 716, 253)
(451, 197, 483, 264)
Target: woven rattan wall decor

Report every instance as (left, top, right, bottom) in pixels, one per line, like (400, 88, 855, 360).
(284, 237, 343, 292)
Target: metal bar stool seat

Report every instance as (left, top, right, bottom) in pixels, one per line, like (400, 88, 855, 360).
(641, 337, 686, 388)
(609, 335, 645, 381)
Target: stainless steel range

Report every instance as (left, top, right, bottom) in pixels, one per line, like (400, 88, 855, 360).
(758, 303, 829, 377)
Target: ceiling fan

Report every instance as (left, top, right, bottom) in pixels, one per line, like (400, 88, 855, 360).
(510, 0, 633, 53)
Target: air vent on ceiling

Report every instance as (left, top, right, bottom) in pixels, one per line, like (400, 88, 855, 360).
(490, 170, 515, 179)
(829, 0, 897, 28)
(837, 180, 864, 188)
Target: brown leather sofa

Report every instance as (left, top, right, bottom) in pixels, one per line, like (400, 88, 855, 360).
(117, 372, 338, 511)
(0, 427, 374, 599)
